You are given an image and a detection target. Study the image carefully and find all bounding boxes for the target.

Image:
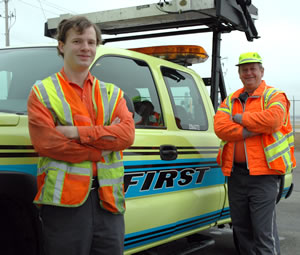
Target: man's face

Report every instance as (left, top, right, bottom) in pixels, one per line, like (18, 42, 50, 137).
(58, 26, 97, 72)
(238, 63, 264, 93)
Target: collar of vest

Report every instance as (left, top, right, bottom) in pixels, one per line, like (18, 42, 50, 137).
(231, 80, 269, 99)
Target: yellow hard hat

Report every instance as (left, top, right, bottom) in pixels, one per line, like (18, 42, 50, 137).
(236, 52, 263, 66)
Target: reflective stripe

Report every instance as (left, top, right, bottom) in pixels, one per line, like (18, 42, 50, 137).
(97, 161, 124, 169)
(103, 155, 109, 163)
(267, 102, 285, 111)
(51, 75, 73, 125)
(218, 140, 227, 166)
(92, 79, 97, 116)
(99, 176, 123, 186)
(217, 107, 230, 114)
(113, 185, 123, 213)
(39, 175, 47, 201)
(267, 145, 290, 162)
(109, 86, 121, 119)
(100, 81, 109, 125)
(116, 151, 121, 160)
(38, 81, 51, 109)
(282, 153, 290, 170)
(287, 132, 294, 147)
(38, 161, 90, 175)
(35, 81, 58, 123)
(53, 170, 65, 203)
(263, 88, 285, 109)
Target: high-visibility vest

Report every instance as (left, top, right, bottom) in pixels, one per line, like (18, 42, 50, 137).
(216, 86, 296, 174)
(32, 72, 126, 214)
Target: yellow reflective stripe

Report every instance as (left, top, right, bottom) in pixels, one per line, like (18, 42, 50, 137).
(34, 81, 50, 108)
(264, 132, 290, 162)
(263, 88, 284, 109)
(113, 184, 124, 213)
(36, 74, 73, 125)
(267, 101, 285, 111)
(39, 169, 64, 203)
(227, 93, 234, 114)
(34, 83, 58, 122)
(218, 108, 230, 114)
(218, 140, 227, 166)
(263, 88, 277, 107)
(287, 131, 295, 147)
(50, 74, 73, 125)
(109, 85, 123, 120)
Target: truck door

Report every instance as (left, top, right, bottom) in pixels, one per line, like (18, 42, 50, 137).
(90, 52, 228, 252)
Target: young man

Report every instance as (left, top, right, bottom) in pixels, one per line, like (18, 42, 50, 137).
(27, 16, 135, 255)
(214, 52, 296, 254)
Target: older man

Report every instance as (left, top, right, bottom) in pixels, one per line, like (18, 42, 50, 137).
(214, 52, 296, 254)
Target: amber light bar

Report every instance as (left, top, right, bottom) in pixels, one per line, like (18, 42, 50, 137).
(129, 45, 209, 66)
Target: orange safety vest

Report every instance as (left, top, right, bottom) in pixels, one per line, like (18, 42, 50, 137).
(216, 82, 296, 176)
(32, 72, 126, 214)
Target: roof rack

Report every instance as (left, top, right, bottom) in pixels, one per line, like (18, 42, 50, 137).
(45, 0, 259, 110)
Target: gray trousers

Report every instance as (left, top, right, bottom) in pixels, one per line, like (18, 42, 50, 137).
(40, 189, 125, 255)
(228, 171, 280, 255)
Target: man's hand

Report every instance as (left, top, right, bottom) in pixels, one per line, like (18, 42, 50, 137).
(56, 126, 79, 139)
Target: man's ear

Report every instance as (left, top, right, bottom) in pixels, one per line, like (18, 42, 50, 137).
(58, 41, 64, 54)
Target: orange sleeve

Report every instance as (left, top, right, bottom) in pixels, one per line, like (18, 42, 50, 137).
(77, 97, 135, 151)
(27, 90, 102, 163)
(242, 93, 287, 134)
(214, 99, 244, 142)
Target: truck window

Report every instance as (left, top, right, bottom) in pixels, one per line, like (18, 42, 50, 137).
(162, 67, 208, 131)
(0, 47, 62, 114)
(91, 56, 164, 128)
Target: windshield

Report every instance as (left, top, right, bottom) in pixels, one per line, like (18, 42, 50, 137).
(0, 47, 63, 114)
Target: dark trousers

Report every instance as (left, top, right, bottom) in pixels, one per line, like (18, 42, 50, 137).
(40, 189, 124, 255)
(228, 169, 280, 255)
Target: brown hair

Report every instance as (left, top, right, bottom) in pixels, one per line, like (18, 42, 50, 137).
(56, 16, 102, 57)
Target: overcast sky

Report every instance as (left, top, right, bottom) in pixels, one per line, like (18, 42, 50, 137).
(1, 0, 300, 112)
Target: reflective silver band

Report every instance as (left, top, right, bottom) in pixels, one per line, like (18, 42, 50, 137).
(38, 161, 91, 175)
(99, 81, 109, 125)
(99, 176, 123, 186)
(97, 161, 124, 169)
(53, 170, 65, 203)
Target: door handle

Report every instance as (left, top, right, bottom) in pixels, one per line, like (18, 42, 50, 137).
(160, 145, 177, 161)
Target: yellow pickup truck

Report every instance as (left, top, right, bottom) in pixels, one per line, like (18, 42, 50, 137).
(0, 43, 293, 255)
(0, 1, 294, 254)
